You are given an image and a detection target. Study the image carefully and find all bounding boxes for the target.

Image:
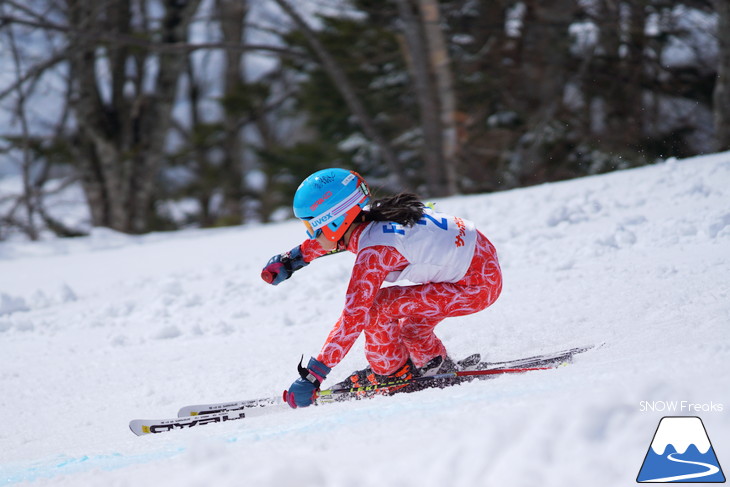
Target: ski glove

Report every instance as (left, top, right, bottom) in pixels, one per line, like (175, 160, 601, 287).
(261, 246, 309, 285)
(283, 356, 331, 408)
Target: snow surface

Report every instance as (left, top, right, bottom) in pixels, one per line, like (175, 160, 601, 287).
(1, 152, 729, 486)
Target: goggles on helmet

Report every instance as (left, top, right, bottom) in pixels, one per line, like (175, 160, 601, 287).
(302, 218, 321, 239)
(299, 185, 368, 241)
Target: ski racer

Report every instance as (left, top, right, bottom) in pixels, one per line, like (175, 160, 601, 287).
(261, 168, 503, 408)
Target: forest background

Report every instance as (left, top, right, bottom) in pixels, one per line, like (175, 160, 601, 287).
(0, 0, 727, 239)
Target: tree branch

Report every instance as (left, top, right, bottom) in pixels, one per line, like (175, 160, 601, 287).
(271, 0, 409, 190)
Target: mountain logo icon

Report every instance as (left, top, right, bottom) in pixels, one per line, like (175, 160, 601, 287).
(637, 416, 725, 483)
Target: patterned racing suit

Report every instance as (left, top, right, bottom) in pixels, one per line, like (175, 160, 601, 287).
(300, 217, 502, 376)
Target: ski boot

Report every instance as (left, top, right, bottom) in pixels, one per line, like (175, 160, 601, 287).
(332, 359, 418, 397)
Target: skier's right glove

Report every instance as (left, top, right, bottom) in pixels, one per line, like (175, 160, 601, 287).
(261, 246, 309, 285)
(283, 356, 331, 408)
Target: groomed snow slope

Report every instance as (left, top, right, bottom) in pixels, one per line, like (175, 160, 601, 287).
(1, 153, 728, 487)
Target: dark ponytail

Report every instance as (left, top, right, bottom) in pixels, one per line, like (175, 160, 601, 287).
(363, 193, 425, 226)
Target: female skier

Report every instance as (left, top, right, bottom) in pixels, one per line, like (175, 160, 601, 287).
(262, 168, 502, 408)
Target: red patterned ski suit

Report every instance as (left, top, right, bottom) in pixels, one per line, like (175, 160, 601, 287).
(301, 223, 502, 375)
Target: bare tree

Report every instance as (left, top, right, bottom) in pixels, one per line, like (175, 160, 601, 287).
(5, 21, 40, 240)
(0, 8, 82, 240)
(64, 0, 202, 233)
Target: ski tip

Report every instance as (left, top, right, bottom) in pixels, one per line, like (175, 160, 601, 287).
(177, 406, 198, 418)
(129, 420, 149, 436)
(569, 343, 604, 358)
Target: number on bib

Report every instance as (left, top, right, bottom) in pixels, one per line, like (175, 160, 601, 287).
(381, 213, 449, 235)
(417, 213, 448, 230)
(382, 223, 405, 235)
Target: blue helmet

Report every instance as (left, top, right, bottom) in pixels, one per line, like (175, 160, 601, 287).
(293, 168, 370, 242)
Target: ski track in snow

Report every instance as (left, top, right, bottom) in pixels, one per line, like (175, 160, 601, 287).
(1, 153, 729, 486)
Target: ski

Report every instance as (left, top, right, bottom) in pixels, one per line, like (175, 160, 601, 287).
(175, 344, 592, 417)
(177, 396, 279, 418)
(475, 344, 593, 370)
(130, 403, 291, 435)
(129, 365, 553, 436)
(130, 345, 595, 436)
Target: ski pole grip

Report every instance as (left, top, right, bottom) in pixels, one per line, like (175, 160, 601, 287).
(261, 269, 274, 284)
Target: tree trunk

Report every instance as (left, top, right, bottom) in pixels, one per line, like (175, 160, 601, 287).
(394, 0, 449, 196)
(597, 0, 645, 150)
(216, 0, 248, 224)
(714, 0, 730, 151)
(182, 56, 216, 227)
(66, 0, 122, 229)
(624, 1, 646, 141)
(418, 0, 458, 194)
(508, 0, 575, 185)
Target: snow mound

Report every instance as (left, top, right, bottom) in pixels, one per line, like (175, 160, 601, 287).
(0, 152, 729, 487)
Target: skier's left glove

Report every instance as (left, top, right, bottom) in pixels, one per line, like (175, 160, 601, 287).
(261, 246, 309, 285)
(283, 356, 331, 408)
